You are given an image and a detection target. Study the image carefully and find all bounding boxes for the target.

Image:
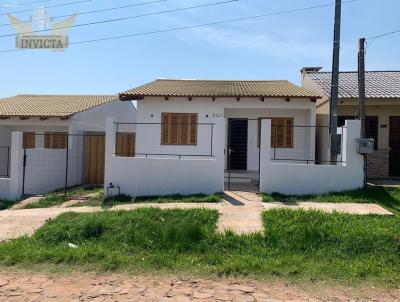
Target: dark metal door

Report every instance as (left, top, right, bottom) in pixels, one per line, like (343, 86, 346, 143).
(389, 117, 400, 176)
(228, 119, 248, 170)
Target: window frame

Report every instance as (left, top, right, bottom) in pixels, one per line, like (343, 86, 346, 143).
(115, 132, 136, 157)
(161, 113, 198, 146)
(44, 132, 68, 149)
(257, 117, 294, 149)
(23, 132, 35, 149)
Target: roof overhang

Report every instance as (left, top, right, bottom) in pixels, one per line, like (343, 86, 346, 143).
(118, 94, 321, 101)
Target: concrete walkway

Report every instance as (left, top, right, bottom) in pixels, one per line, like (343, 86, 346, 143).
(0, 192, 392, 241)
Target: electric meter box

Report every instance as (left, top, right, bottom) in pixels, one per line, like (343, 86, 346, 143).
(358, 138, 375, 154)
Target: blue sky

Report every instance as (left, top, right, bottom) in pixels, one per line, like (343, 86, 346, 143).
(0, 0, 398, 98)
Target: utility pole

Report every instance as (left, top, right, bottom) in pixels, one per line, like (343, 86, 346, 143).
(358, 38, 366, 138)
(358, 37, 367, 187)
(329, 0, 342, 161)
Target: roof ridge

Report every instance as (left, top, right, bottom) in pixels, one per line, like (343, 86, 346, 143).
(155, 79, 289, 82)
(308, 70, 400, 74)
(15, 94, 117, 97)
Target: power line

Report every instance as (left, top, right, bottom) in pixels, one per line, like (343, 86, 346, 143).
(366, 28, 400, 41)
(1, 0, 51, 8)
(0, 0, 91, 17)
(0, 0, 167, 28)
(0, 0, 239, 38)
(0, 0, 360, 53)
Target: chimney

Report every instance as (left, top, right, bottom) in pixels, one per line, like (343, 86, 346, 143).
(301, 67, 322, 85)
(301, 67, 323, 74)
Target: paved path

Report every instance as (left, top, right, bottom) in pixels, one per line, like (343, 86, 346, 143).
(0, 272, 397, 302)
(263, 201, 394, 215)
(0, 192, 392, 241)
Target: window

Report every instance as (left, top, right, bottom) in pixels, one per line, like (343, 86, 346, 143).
(161, 113, 198, 145)
(116, 133, 135, 157)
(44, 132, 67, 149)
(23, 132, 35, 149)
(258, 118, 294, 148)
(338, 116, 378, 150)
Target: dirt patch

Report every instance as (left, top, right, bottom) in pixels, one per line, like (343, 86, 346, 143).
(0, 271, 397, 301)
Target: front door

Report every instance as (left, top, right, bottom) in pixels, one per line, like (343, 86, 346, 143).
(389, 117, 400, 177)
(84, 134, 105, 184)
(228, 119, 248, 170)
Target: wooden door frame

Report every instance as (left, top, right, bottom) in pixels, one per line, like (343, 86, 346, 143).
(83, 132, 106, 185)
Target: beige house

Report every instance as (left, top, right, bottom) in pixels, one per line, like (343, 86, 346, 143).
(302, 68, 400, 178)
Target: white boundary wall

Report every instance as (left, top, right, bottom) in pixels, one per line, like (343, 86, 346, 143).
(104, 117, 224, 197)
(0, 132, 24, 200)
(260, 119, 364, 195)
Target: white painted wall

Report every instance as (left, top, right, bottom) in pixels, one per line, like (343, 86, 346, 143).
(133, 97, 315, 165)
(73, 100, 136, 132)
(260, 119, 364, 195)
(105, 117, 225, 197)
(0, 132, 24, 201)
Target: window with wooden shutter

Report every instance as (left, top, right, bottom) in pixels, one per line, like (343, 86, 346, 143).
(161, 113, 198, 145)
(271, 118, 293, 148)
(116, 133, 135, 157)
(44, 132, 68, 149)
(23, 132, 35, 149)
(257, 118, 294, 148)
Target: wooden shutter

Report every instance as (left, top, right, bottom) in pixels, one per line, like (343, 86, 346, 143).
(189, 113, 198, 145)
(271, 118, 293, 148)
(161, 113, 171, 145)
(116, 133, 135, 157)
(161, 113, 198, 145)
(45, 132, 68, 149)
(23, 132, 35, 149)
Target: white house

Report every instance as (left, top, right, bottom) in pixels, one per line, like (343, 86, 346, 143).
(0, 94, 136, 199)
(104, 79, 364, 197)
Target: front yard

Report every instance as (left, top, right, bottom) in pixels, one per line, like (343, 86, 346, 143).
(21, 187, 223, 209)
(0, 207, 399, 284)
(262, 185, 400, 214)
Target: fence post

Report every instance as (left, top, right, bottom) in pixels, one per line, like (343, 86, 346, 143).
(104, 117, 116, 191)
(259, 119, 272, 194)
(212, 119, 225, 192)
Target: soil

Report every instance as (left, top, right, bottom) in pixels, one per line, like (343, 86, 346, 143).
(0, 270, 397, 301)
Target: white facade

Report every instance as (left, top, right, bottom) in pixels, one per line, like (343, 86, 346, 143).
(135, 97, 316, 168)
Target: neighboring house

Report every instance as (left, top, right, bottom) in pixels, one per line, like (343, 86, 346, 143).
(302, 68, 400, 178)
(104, 78, 364, 196)
(0, 95, 136, 197)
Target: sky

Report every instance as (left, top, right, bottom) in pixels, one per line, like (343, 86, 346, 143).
(0, 0, 399, 98)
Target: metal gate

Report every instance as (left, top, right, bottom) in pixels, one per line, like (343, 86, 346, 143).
(22, 133, 105, 197)
(226, 118, 260, 193)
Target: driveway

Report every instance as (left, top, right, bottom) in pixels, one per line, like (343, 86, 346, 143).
(0, 192, 392, 241)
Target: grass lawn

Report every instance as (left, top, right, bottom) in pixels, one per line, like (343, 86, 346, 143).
(0, 208, 399, 284)
(0, 200, 14, 210)
(23, 186, 104, 209)
(262, 186, 400, 214)
(70, 193, 223, 208)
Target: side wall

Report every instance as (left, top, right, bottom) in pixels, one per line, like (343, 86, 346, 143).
(0, 132, 24, 201)
(260, 120, 364, 195)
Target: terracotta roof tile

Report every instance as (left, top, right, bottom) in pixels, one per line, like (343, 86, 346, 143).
(0, 95, 117, 117)
(120, 79, 320, 100)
